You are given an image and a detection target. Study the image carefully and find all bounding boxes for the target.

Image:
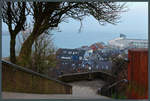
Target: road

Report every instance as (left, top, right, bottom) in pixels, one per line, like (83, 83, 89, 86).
(2, 80, 109, 99)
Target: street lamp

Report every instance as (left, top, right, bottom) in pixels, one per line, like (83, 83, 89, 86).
(89, 66, 91, 71)
(88, 66, 92, 80)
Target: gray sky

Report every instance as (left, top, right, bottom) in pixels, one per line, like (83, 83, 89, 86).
(2, 2, 148, 49)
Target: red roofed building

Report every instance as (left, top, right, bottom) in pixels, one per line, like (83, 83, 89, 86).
(90, 42, 104, 51)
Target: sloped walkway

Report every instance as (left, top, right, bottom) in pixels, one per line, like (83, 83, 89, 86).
(2, 80, 109, 99)
(69, 79, 106, 97)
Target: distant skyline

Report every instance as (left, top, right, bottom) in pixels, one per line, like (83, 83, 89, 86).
(2, 2, 148, 49)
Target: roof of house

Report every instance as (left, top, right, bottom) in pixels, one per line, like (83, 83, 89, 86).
(90, 42, 104, 51)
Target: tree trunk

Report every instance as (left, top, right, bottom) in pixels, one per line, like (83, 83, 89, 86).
(18, 32, 40, 66)
(10, 34, 16, 63)
(18, 21, 46, 67)
(19, 34, 35, 59)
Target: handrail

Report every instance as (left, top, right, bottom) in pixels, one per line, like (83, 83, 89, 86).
(108, 79, 128, 89)
(100, 79, 128, 97)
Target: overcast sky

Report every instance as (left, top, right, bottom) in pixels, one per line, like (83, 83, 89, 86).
(2, 2, 148, 49)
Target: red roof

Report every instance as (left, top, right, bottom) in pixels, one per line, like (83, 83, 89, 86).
(90, 43, 104, 51)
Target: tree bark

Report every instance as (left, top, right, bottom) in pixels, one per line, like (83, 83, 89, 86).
(19, 34, 36, 59)
(10, 34, 17, 63)
(18, 29, 41, 66)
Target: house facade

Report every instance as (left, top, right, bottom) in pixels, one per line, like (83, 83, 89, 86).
(108, 34, 148, 50)
(56, 48, 85, 73)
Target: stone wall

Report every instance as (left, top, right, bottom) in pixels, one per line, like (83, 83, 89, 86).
(58, 71, 116, 83)
(2, 60, 72, 94)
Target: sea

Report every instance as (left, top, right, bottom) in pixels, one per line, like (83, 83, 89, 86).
(2, 33, 148, 58)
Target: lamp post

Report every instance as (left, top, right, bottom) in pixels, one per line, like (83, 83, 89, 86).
(88, 66, 92, 80)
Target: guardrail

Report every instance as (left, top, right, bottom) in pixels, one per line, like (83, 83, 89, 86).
(2, 60, 72, 94)
(100, 79, 128, 97)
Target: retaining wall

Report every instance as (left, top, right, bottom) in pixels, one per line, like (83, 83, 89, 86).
(58, 71, 117, 83)
(2, 60, 72, 94)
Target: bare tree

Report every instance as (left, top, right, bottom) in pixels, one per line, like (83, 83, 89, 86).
(31, 31, 57, 73)
(17, 29, 57, 74)
(18, 2, 127, 65)
(2, 2, 27, 63)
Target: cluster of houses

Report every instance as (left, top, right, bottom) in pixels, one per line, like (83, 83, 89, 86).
(55, 44, 120, 74)
(55, 34, 148, 74)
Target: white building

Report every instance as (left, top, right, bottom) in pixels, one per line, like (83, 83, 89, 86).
(84, 49, 93, 60)
(108, 34, 148, 50)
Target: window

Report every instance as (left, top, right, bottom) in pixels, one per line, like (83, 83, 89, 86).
(74, 52, 78, 54)
(96, 65, 98, 69)
(63, 51, 67, 54)
(101, 66, 104, 69)
(79, 56, 82, 60)
(72, 64, 75, 67)
(68, 51, 72, 54)
(61, 56, 71, 59)
(106, 66, 108, 70)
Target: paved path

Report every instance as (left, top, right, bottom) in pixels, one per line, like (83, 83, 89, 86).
(3, 80, 109, 99)
(69, 80, 106, 97)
